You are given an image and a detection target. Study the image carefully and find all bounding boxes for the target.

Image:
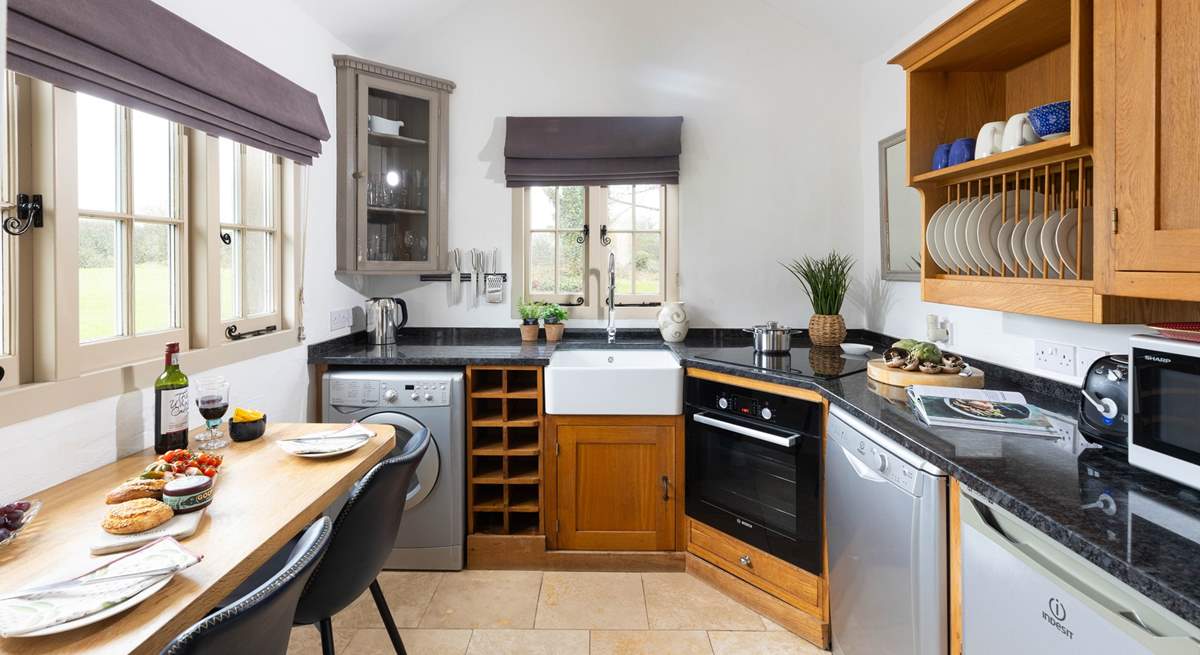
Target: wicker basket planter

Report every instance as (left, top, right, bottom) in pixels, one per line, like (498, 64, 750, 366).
(808, 314, 846, 347)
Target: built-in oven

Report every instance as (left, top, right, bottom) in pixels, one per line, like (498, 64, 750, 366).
(1129, 334, 1200, 491)
(684, 376, 824, 575)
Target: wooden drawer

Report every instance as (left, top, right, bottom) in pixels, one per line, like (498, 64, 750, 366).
(687, 519, 822, 614)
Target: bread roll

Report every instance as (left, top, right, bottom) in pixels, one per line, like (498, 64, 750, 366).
(105, 478, 168, 504)
(102, 498, 174, 534)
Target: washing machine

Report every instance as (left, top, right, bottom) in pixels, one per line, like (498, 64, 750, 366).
(323, 368, 464, 570)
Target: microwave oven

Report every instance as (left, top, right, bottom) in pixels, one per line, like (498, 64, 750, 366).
(1129, 334, 1200, 490)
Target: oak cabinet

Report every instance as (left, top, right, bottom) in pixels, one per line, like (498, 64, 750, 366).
(333, 55, 454, 274)
(546, 415, 684, 551)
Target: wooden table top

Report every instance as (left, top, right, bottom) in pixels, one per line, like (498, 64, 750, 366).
(0, 422, 396, 654)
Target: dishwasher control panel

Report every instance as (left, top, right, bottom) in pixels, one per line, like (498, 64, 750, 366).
(828, 414, 923, 496)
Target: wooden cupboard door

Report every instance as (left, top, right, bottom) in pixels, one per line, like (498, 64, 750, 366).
(1113, 0, 1200, 272)
(556, 423, 676, 551)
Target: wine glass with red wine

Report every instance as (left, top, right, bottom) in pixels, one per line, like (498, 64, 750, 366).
(195, 377, 231, 450)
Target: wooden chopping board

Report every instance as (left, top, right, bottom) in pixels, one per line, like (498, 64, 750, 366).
(866, 358, 985, 388)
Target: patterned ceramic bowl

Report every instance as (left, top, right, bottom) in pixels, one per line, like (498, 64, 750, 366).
(1028, 101, 1071, 139)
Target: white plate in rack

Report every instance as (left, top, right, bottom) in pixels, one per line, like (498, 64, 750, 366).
(942, 199, 978, 273)
(955, 198, 985, 273)
(1024, 215, 1046, 275)
(925, 201, 957, 273)
(964, 195, 997, 273)
(1040, 211, 1063, 274)
(1011, 220, 1031, 274)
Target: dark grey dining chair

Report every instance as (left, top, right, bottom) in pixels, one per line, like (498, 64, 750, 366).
(293, 427, 430, 655)
(159, 516, 332, 655)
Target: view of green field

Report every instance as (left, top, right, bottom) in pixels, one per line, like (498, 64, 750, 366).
(78, 263, 173, 341)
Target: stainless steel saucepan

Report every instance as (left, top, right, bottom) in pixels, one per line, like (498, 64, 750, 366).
(743, 321, 800, 353)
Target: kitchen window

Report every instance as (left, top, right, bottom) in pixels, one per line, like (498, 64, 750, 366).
(0, 72, 19, 389)
(218, 138, 282, 334)
(513, 184, 678, 318)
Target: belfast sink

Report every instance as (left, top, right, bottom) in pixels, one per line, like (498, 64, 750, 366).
(544, 349, 683, 415)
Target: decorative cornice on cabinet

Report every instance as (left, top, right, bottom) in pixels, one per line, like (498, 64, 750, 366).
(332, 54, 457, 93)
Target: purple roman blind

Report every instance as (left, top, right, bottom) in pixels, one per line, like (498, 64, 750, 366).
(504, 116, 683, 187)
(6, 0, 329, 163)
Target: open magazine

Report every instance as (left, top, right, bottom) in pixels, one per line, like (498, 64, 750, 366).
(906, 385, 1060, 438)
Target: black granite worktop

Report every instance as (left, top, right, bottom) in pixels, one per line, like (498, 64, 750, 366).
(309, 328, 1200, 627)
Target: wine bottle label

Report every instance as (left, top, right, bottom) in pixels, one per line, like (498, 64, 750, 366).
(160, 387, 189, 433)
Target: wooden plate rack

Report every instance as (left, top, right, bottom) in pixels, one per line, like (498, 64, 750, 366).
(465, 366, 544, 535)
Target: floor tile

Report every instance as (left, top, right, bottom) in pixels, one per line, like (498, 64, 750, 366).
(642, 573, 765, 631)
(420, 570, 543, 629)
(465, 629, 589, 655)
(334, 571, 445, 630)
(288, 624, 354, 654)
(535, 572, 648, 629)
(343, 628, 472, 655)
(708, 631, 825, 655)
(590, 630, 714, 655)
(760, 616, 788, 631)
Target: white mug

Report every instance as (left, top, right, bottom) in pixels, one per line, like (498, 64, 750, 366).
(1001, 113, 1041, 151)
(975, 121, 1006, 159)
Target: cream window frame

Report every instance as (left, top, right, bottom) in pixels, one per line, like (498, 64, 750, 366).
(216, 138, 283, 335)
(512, 184, 679, 320)
(0, 72, 25, 389)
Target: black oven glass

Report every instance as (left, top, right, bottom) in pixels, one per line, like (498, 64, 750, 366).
(1132, 347, 1200, 466)
(684, 378, 823, 575)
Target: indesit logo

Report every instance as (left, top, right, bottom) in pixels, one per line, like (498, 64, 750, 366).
(1041, 597, 1073, 639)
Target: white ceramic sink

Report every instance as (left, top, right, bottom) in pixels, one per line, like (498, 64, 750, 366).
(545, 349, 683, 415)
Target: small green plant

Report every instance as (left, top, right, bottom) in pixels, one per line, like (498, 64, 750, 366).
(518, 300, 542, 323)
(782, 252, 854, 315)
(540, 302, 568, 324)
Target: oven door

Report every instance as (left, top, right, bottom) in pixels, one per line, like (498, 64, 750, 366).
(1129, 338, 1200, 489)
(685, 408, 822, 575)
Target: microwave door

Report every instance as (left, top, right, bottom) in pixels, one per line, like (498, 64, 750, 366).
(1132, 347, 1200, 466)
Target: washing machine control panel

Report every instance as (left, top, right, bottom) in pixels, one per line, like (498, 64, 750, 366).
(329, 378, 451, 407)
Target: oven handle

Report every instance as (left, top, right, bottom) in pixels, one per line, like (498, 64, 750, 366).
(692, 412, 799, 448)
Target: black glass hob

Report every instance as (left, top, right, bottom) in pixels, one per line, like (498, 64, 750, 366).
(687, 346, 871, 379)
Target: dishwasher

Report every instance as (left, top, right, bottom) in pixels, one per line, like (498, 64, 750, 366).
(960, 486, 1200, 654)
(826, 405, 948, 655)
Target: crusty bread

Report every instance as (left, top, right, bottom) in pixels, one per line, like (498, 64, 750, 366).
(105, 478, 168, 504)
(102, 498, 174, 534)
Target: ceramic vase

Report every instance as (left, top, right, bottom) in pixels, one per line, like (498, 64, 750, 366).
(657, 302, 689, 343)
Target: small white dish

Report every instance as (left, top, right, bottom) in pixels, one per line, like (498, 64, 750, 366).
(367, 115, 404, 135)
(840, 343, 873, 356)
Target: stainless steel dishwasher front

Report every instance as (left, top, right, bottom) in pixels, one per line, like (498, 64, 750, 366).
(826, 404, 948, 655)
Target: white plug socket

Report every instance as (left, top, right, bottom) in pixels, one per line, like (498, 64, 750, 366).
(1034, 340, 1077, 376)
(330, 308, 353, 332)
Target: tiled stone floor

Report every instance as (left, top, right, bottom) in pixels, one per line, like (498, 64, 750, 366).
(287, 570, 826, 654)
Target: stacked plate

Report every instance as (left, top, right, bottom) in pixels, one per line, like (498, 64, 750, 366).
(927, 191, 1049, 276)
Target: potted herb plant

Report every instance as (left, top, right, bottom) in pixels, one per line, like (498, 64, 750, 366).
(783, 252, 854, 347)
(518, 300, 542, 342)
(541, 303, 568, 342)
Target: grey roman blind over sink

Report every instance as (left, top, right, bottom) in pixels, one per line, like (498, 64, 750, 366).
(504, 116, 683, 187)
(6, 0, 329, 163)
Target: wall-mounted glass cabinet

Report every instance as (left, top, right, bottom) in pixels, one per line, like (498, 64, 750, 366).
(334, 55, 454, 273)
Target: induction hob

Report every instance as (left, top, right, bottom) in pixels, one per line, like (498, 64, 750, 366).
(687, 346, 872, 379)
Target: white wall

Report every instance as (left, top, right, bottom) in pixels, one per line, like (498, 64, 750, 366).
(1, 0, 364, 499)
(352, 0, 866, 329)
(857, 0, 1139, 385)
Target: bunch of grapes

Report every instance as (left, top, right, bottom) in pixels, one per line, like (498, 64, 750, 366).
(0, 501, 33, 542)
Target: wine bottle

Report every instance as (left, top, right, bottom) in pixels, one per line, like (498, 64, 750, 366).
(154, 342, 190, 454)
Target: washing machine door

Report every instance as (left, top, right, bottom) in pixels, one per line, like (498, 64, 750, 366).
(362, 411, 438, 510)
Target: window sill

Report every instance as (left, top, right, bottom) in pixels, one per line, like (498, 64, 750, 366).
(0, 328, 300, 429)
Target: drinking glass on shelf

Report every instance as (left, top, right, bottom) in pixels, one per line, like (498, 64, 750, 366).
(195, 377, 231, 450)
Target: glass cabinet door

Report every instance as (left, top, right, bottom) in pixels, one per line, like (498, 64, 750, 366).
(356, 77, 440, 270)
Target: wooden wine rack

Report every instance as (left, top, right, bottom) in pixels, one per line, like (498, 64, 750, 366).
(465, 366, 544, 535)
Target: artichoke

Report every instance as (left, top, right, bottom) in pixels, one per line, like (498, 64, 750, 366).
(892, 338, 921, 351)
(910, 341, 943, 363)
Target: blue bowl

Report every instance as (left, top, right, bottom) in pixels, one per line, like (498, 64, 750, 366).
(932, 143, 952, 170)
(1028, 101, 1070, 138)
(948, 137, 975, 166)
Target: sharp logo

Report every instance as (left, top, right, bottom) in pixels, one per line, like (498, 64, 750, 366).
(1142, 354, 1172, 364)
(1041, 597, 1073, 639)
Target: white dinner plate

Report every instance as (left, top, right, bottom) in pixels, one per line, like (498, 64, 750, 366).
(925, 201, 956, 273)
(963, 194, 996, 273)
(982, 189, 1043, 276)
(974, 195, 1005, 274)
(997, 219, 1018, 275)
(1024, 215, 1046, 275)
(1040, 211, 1063, 273)
(1056, 208, 1091, 279)
(1011, 220, 1031, 275)
(954, 198, 984, 273)
(17, 578, 172, 637)
(277, 433, 372, 458)
(942, 199, 978, 273)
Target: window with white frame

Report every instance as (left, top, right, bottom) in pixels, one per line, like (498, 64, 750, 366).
(515, 184, 677, 318)
(75, 92, 186, 366)
(218, 137, 281, 332)
(0, 72, 17, 389)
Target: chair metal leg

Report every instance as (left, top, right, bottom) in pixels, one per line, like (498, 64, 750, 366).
(319, 617, 336, 655)
(369, 578, 408, 655)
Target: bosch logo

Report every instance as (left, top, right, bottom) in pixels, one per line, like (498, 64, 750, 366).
(1048, 597, 1066, 622)
(1142, 354, 1172, 364)
(1041, 597, 1073, 639)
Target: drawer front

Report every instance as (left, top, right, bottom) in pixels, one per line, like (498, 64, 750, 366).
(688, 519, 821, 613)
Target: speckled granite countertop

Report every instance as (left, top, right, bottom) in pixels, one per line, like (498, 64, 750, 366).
(310, 328, 1200, 627)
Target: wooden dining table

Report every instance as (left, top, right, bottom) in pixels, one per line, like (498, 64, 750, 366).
(0, 422, 396, 654)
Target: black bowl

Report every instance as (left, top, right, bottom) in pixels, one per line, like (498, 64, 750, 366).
(229, 416, 267, 442)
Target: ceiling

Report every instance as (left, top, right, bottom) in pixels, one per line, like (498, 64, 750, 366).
(298, 0, 955, 64)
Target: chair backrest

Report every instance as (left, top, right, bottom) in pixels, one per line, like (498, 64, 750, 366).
(160, 516, 332, 655)
(293, 428, 430, 624)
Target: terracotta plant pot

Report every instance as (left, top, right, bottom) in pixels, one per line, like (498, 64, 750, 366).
(808, 314, 846, 347)
(544, 322, 565, 342)
(519, 322, 540, 342)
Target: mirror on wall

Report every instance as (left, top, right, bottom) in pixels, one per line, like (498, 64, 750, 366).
(879, 130, 922, 281)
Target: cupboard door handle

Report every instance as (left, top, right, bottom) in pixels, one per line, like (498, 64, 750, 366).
(661, 475, 669, 501)
(739, 554, 752, 568)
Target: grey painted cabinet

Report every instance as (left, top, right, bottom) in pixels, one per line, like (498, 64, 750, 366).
(334, 55, 455, 273)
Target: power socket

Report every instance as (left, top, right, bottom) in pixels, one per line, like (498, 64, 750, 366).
(1076, 346, 1108, 377)
(1034, 340, 1076, 376)
(330, 308, 353, 332)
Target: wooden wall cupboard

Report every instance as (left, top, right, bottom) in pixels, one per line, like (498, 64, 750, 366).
(334, 55, 454, 273)
(544, 414, 685, 551)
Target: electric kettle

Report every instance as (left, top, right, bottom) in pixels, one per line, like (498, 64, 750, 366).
(365, 297, 408, 345)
